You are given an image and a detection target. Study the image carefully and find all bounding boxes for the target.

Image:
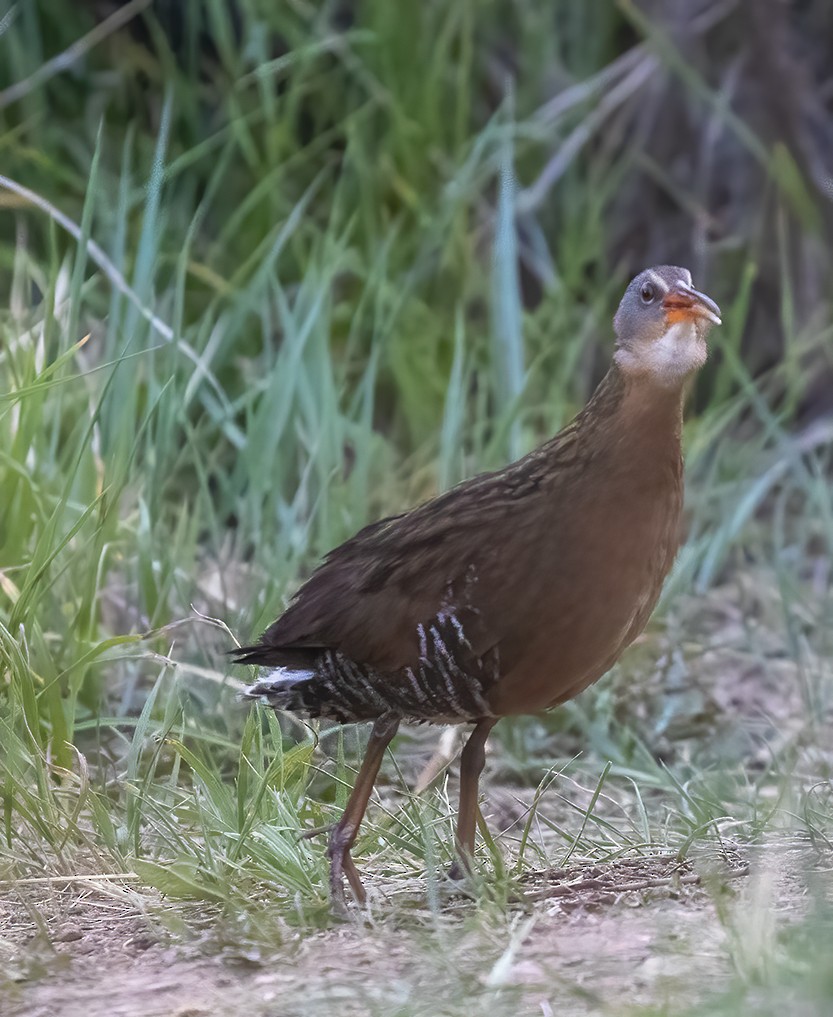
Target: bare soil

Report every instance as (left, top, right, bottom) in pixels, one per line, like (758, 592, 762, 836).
(3, 838, 826, 1017)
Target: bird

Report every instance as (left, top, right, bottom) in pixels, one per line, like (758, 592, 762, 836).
(234, 265, 721, 909)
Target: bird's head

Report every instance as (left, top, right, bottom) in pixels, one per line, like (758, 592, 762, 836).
(613, 265, 721, 387)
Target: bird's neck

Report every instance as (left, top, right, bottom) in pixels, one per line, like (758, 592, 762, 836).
(520, 362, 687, 489)
(575, 362, 686, 459)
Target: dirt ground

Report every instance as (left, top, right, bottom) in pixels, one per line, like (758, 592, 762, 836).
(4, 838, 825, 1017)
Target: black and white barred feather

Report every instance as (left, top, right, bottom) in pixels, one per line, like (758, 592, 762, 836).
(243, 606, 500, 725)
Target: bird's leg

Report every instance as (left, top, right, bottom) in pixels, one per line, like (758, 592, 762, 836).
(327, 712, 400, 910)
(448, 717, 497, 881)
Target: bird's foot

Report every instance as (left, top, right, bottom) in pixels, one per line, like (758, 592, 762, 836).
(446, 854, 473, 884)
(327, 822, 366, 913)
(446, 860, 465, 883)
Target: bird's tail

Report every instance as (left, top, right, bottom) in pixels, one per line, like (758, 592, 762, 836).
(231, 643, 275, 666)
(242, 666, 319, 713)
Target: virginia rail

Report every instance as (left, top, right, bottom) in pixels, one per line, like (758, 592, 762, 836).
(235, 265, 721, 908)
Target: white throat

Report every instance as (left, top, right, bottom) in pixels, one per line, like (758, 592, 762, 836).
(614, 320, 707, 388)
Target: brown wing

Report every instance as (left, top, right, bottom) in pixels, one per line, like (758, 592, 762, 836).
(234, 395, 596, 677)
(235, 468, 530, 672)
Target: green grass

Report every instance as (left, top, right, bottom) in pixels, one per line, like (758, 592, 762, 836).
(1, 2, 833, 1015)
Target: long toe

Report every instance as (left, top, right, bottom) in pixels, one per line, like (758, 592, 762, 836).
(328, 849, 366, 913)
(300, 822, 334, 841)
(342, 852, 367, 905)
(328, 856, 349, 915)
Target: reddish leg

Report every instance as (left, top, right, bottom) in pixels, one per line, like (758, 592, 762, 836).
(327, 713, 400, 909)
(448, 717, 496, 881)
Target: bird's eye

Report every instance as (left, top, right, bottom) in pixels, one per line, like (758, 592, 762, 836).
(640, 282, 656, 304)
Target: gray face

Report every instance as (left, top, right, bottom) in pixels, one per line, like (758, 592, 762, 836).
(612, 265, 722, 386)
